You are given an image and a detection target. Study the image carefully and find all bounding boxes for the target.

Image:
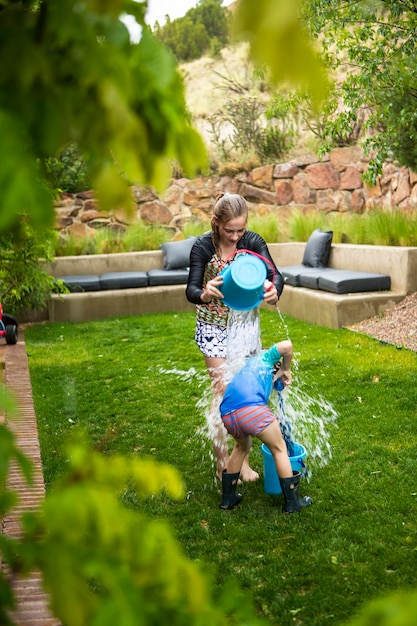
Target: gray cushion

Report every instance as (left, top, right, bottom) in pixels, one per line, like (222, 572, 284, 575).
(100, 272, 148, 290)
(160, 237, 197, 270)
(302, 229, 333, 267)
(318, 269, 391, 294)
(282, 265, 325, 287)
(299, 269, 328, 289)
(59, 275, 101, 292)
(147, 268, 189, 286)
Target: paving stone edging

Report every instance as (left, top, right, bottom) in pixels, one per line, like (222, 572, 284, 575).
(1, 337, 61, 626)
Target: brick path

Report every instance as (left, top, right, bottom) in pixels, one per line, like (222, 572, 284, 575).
(1, 335, 61, 625)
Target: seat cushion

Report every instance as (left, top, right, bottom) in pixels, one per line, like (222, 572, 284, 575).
(100, 272, 148, 290)
(317, 269, 391, 294)
(298, 269, 329, 289)
(147, 268, 190, 286)
(59, 275, 101, 292)
(302, 229, 333, 267)
(282, 265, 325, 287)
(160, 237, 197, 270)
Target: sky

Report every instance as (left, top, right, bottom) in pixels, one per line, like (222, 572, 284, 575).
(145, 1, 229, 27)
(122, 1, 230, 42)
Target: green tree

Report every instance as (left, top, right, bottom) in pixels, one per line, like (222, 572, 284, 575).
(156, 15, 210, 61)
(188, 0, 229, 46)
(303, 0, 417, 183)
(154, 0, 229, 62)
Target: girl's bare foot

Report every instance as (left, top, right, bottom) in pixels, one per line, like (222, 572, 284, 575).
(240, 459, 259, 482)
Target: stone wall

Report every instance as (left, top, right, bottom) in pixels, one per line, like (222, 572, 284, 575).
(54, 146, 417, 239)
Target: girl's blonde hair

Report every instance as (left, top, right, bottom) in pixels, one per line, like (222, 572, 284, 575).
(211, 193, 248, 252)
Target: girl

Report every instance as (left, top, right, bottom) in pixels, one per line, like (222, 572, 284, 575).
(186, 193, 284, 481)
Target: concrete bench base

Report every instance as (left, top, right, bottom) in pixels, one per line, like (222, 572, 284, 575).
(276, 285, 406, 329)
(48, 285, 194, 323)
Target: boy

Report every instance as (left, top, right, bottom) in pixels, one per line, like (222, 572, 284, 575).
(219, 340, 311, 514)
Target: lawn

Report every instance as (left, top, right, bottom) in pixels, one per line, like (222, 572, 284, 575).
(24, 309, 417, 626)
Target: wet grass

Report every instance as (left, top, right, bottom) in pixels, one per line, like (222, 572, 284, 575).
(24, 310, 417, 626)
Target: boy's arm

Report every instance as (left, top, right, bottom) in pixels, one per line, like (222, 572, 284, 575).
(275, 340, 293, 387)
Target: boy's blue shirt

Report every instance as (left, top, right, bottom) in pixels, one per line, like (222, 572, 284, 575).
(220, 345, 282, 416)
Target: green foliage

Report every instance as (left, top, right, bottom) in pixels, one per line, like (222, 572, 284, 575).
(286, 209, 325, 241)
(54, 222, 173, 256)
(208, 94, 295, 164)
(286, 208, 417, 246)
(0, 0, 207, 231)
(365, 210, 417, 247)
(52, 208, 417, 258)
(226, 97, 266, 155)
(44, 144, 92, 194)
(0, 423, 32, 625)
(120, 222, 172, 252)
(233, 0, 329, 106)
(343, 588, 417, 626)
(2, 429, 265, 626)
(154, 0, 229, 62)
(0, 216, 61, 314)
(156, 16, 210, 62)
(181, 219, 211, 239)
(304, 0, 417, 183)
(248, 213, 283, 243)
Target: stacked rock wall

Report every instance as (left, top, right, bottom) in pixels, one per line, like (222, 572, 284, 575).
(54, 146, 417, 239)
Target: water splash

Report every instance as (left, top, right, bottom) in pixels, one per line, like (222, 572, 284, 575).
(269, 381, 337, 477)
(158, 308, 338, 478)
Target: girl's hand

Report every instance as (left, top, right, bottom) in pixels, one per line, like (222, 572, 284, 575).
(201, 275, 224, 302)
(263, 280, 278, 305)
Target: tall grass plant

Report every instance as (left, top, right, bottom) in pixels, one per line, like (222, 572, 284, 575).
(53, 209, 417, 257)
(248, 213, 284, 243)
(286, 209, 325, 241)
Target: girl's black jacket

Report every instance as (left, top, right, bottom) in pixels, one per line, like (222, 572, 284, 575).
(185, 230, 284, 305)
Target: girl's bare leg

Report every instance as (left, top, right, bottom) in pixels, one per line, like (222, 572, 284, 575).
(227, 436, 252, 475)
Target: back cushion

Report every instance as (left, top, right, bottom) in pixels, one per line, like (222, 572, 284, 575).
(302, 229, 333, 267)
(160, 236, 197, 270)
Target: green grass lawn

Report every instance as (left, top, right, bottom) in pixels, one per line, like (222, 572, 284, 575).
(24, 310, 417, 626)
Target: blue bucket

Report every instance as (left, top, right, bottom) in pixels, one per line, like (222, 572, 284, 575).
(261, 442, 307, 495)
(219, 253, 267, 311)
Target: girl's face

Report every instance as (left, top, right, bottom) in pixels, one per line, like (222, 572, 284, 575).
(217, 216, 246, 246)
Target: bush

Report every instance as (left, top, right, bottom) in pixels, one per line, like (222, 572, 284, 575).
(0, 216, 61, 314)
(44, 144, 91, 193)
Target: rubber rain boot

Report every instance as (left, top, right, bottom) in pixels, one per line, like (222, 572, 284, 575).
(219, 470, 243, 510)
(279, 471, 312, 514)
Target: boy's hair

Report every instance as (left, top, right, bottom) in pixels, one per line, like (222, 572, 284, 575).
(211, 193, 248, 251)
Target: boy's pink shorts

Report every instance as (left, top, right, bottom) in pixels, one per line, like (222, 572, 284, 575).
(222, 405, 275, 439)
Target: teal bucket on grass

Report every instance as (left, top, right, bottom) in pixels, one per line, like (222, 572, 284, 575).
(219, 253, 267, 311)
(261, 442, 307, 495)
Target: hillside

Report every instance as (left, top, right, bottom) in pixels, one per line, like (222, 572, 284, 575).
(179, 41, 317, 166)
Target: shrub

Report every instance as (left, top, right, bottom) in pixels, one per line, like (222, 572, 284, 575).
(44, 144, 91, 193)
(0, 216, 60, 314)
